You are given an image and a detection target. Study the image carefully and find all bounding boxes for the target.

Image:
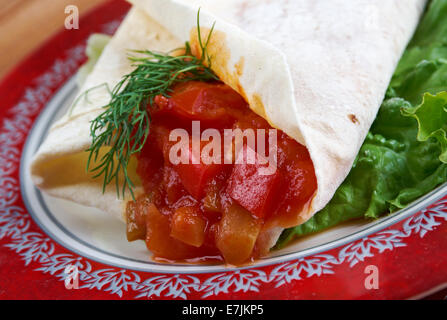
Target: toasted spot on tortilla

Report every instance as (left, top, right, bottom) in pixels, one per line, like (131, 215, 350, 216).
(250, 94, 267, 120)
(235, 57, 244, 76)
(190, 29, 276, 130)
(348, 114, 359, 124)
(189, 28, 267, 120)
(189, 27, 230, 76)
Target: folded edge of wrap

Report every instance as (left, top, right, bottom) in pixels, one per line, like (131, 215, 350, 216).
(30, 7, 182, 222)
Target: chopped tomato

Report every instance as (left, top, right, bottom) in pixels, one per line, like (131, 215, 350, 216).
(170, 206, 206, 247)
(149, 124, 175, 161)
(162, 165, 186, 204)
(153, 81, 247, 123)
(274, 134, 317, 216)
(215, 202, 261, 265)
(227, 147, 281, 219)
(174, 138, 227, 199)
(137, 139, 164, 193)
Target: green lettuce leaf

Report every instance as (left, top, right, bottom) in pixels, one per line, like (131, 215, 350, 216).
(276, 0, 447, 248)
(402, 92, 447, 162)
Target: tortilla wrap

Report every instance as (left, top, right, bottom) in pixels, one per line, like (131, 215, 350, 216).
(30, 0, 426, 252)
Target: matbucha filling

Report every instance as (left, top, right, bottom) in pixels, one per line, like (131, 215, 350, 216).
(126, 81, 317, 265)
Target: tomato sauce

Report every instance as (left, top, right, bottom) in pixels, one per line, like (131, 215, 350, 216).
(126, 81, 317, 265)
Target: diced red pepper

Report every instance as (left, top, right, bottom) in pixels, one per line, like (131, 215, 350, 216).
(148, 123, 174, 161)
(227, 147, 281, 219)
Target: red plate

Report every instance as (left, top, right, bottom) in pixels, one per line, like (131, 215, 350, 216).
(0, 0, 446, 300)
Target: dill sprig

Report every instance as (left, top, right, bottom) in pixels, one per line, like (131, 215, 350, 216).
(87, 11, 217, 199)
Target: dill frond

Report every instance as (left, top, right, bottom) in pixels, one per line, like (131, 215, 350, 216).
(86, 10, 217, 199)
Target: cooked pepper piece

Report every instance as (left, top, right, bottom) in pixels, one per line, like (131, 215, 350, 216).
(215, 202, 261, 265)
(144, 203, 203, 260)
(170, 206, 206, 247)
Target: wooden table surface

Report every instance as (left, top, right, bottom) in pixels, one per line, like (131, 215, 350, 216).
(0, 0, 108, 80)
